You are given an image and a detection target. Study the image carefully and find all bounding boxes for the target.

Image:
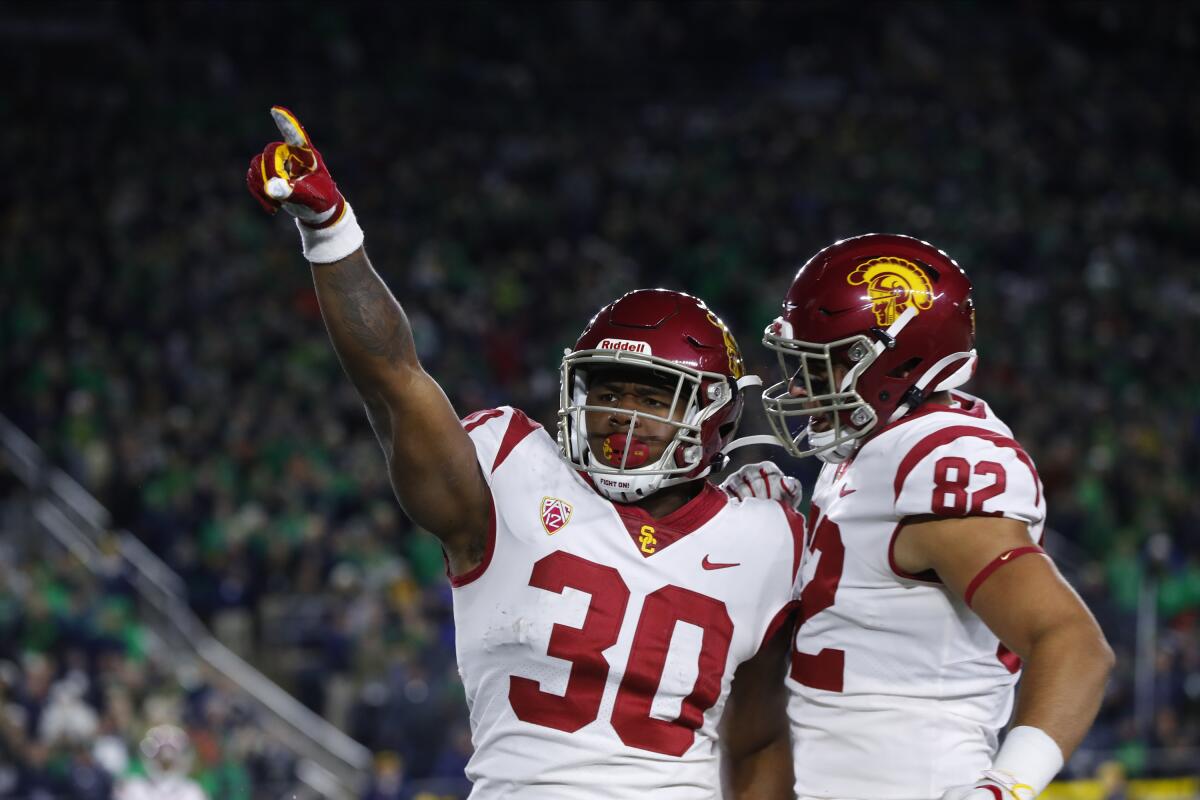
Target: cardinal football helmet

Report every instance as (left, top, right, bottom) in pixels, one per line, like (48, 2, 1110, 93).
(559, 289, 757, 502)
(762, 233, 977, 462)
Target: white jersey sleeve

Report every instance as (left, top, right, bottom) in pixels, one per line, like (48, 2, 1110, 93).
(893, 420, 1045, 530)
(445, 406, 545, 586)
(460, 406, 544, 483)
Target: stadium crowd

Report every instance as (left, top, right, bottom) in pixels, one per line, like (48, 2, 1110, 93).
(2, 1, 1198, 795)
(0, 456, 299, 799)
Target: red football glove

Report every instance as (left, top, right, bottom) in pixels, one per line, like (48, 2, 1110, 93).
(246, 106, 347, 228)
(246, 107, 363, 263)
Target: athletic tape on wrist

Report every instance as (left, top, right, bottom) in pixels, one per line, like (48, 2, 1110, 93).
(296, 203, 364, 263)
(989, 725, 1064, 799)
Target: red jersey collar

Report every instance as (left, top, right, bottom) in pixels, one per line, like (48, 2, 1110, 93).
(615, 482, 728, 558)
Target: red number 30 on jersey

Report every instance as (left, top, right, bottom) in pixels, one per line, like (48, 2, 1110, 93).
(510, 551, 734, 757)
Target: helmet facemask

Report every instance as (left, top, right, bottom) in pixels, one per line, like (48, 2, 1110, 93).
(763, 300, 976, 463)
(761, 329, 881, 463)
(762, 234, 981, 463)
(557, 348, 734, 503)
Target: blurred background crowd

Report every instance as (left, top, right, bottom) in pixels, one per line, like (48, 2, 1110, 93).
(0, 455, 298, 798)
(2, 1, 1198, 797)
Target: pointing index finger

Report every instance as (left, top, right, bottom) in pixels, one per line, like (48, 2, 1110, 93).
(270, 106, 311, 149)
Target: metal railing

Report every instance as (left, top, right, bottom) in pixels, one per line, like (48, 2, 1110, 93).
(0, 413, 372, 798)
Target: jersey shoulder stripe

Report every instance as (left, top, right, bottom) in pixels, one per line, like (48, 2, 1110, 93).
(892, 424, 1041, 506)
(462, 408, 505, 432)
(460, 406, 545, 475)
(491, 408, 542, 474)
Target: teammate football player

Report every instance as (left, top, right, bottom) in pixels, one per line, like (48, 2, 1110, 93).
(246, 107, 802, 799)
(725, 233, 1114, 800)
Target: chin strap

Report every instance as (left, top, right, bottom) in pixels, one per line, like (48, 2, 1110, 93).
(886, 348, 979, 424)
(721, 434, 788, 454)
(718, 374, 781, 456)
(872, 305, 919, 358)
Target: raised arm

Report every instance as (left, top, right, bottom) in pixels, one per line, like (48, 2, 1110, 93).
(246, 107, 490, 574)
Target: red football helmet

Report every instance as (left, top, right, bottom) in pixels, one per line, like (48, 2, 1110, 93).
(559, 289, 755, 502)
(762, 233, 977, 462)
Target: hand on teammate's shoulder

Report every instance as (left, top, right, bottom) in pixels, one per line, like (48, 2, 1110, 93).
(720, 461, 803, 512)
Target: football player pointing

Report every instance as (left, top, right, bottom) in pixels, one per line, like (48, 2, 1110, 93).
(729, 234, 1113, 800)
(247, 108, 801, 799)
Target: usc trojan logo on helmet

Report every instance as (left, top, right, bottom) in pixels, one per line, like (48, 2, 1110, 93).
(847, 256, 935, 326)
(705, 312, 745, 379)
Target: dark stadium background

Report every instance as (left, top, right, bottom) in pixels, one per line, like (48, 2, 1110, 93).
(1, 2, 1197, 798)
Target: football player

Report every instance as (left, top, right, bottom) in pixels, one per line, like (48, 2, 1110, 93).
(725, 233, 1114, 800)
(246, 107, 802, 799)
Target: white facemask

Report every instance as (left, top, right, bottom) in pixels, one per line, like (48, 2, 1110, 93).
(807, 422, 860, 464)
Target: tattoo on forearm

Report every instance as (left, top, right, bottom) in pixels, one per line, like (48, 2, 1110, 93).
(322, 259, 410, 366)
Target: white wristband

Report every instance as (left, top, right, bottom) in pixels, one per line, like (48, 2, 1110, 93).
(988, 725, 1065, 798)
(296, 202, 365, 264)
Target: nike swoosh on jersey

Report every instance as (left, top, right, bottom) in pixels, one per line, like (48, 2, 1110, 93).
(839, 485, 856, 497)
(701, 556, 740, 570)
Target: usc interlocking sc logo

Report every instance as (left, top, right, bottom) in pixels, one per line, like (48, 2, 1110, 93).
(638, 525, 657, 554)
(847, 256, 934, 326)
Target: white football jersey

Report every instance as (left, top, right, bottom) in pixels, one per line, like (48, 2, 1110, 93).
(451, 407, 802, 800)
(788, 393, 1045, 800)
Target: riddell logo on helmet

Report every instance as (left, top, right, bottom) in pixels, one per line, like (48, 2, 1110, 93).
(597, 338, 652, 354)
(847, 256, 935, 326)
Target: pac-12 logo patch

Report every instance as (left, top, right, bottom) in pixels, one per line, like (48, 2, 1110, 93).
(540, 497, 573, 535)
(847, 256, 934, 326)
